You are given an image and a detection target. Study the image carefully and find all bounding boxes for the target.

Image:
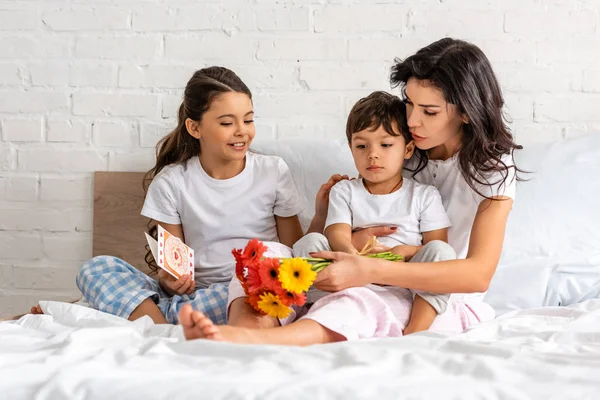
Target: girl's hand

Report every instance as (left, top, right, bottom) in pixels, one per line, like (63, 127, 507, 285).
(351, 226, 397, 253)
(314, 174, 350, 219)
(157, 270, 195, 296)
(310, 251, 373, 292)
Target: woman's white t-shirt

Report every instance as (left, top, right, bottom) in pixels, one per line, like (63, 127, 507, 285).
(404, 153, 516, 259)
(404, 153, 516, 302)
(141, 152, 304, 288)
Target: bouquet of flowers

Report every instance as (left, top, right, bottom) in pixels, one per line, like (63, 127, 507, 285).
(232, 238, 404, 319)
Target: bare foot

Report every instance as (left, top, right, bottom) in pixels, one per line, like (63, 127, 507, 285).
(30, 304, 43, 314)
(179, 304, 224, 341)
(179, 304, 260, 344)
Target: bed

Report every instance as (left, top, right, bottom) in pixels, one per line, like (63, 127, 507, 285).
(1, 134, 599, 399)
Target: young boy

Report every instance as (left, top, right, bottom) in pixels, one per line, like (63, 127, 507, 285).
(316, 90, 453, 334)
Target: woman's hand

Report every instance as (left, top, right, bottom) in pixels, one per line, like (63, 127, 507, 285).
(308, 174, 350, 234)
(314, 174, 350, 218)
(157, 270, 195, 296)
(351, 226, 398, 253)
(311, 251, 374, 292)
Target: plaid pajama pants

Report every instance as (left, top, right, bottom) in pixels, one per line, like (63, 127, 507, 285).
(76, 256, 229, 324)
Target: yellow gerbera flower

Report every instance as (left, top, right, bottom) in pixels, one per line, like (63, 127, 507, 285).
(278, 258, 316, 293)
(257, 292, 292, 319)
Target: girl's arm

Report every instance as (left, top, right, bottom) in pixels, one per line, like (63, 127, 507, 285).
(313, 197, 513, 294)
(306, 174, 350, 234)
(275, 215, 304, 248)
(154, 221, 195, 296)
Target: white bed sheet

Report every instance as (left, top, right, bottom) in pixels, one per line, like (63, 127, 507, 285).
(1, 300, 599, 399)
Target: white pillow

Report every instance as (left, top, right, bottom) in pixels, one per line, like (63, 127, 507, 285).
(486, 133, 600, 314)
(251, 139, 356, 231)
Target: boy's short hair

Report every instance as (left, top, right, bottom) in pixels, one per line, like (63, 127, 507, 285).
(346, 91, 411, 143)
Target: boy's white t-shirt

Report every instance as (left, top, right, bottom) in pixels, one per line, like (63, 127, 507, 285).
(325, 178, 451, 249)
(404, 153, 517, 260)
(141, 152, 304, 288)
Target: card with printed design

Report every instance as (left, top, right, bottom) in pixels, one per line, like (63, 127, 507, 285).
(144, 226, 194, 280)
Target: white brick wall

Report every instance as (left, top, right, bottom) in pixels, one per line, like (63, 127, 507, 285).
(1, 0, 599, 316)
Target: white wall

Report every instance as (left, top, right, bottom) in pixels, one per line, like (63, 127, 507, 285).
(1, 0, 599, 316)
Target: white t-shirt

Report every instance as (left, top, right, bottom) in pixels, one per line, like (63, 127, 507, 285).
(141, 152, 304, 288)
(404, 153, 517, 260)
(325, 178, 451, 248)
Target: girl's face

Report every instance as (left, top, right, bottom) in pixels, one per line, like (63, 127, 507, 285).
(187, 92, 255, 163)
(404, 77, 466, 153)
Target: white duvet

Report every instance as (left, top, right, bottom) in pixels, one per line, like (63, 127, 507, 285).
(1, 300, 599, 400)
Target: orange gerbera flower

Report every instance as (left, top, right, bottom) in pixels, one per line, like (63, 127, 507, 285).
(245, 262, 263, 293)
(275, 287, 307, 307)
(243, 238, 268, 265)
(258, 258, 281, 292)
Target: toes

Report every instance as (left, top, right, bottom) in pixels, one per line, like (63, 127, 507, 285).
(178, 304, 194, 328)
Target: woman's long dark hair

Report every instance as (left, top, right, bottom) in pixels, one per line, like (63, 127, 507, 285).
(391, 38, 524, 199)
(143, 66, 252, 274)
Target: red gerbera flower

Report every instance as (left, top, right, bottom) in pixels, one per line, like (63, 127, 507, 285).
(243, 238, 268, 265)
(245, 261, 263, 293)
(275, 286, 307, 307)
(232, 248, 245, 281)
(258, 258, 281, 292)
(247, 291, 263, 313)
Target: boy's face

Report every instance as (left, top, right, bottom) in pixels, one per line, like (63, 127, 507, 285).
(350, 123, 415, 185)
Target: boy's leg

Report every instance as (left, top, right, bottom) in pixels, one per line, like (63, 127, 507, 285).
(292, 232, 332, 303)
(404, 240, 457, 331)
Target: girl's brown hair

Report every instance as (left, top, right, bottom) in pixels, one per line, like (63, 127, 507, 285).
(143, 66, 251, 274)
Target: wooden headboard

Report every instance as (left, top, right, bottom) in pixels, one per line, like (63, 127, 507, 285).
(93, 172, 152, 275)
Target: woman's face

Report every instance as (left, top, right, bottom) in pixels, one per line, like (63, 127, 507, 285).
(404, 77, 465, 152)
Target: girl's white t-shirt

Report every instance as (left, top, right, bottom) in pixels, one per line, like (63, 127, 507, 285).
(325, 178, 451, 249)
(404, 153, 517, 260)
(141, 152, 304, 288)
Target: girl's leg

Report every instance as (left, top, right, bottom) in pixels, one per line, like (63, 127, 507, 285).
(76, 255, 168, 324)
(180, 304, 344, 345)
(165, 283, 229, 325)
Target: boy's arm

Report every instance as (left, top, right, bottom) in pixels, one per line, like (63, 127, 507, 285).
(325, 223, 359, 254)
(391, 228, 448, 261)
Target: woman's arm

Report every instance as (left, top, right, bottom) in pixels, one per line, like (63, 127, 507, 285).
(275, 215, 304, 248)
(306, 174, 350, 234)
(313, 197, 513, 294)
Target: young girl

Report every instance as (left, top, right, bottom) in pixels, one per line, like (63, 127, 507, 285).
(70, 66, 330, 325)
(179, 38, 523, 345)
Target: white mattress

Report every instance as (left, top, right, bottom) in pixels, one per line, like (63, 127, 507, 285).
(1, 300, 599, 399)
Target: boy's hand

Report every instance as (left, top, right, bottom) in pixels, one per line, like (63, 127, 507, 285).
(390, 245, 419, 261)
(351, 226, 397, 253)
(157, 270, 195, 296)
